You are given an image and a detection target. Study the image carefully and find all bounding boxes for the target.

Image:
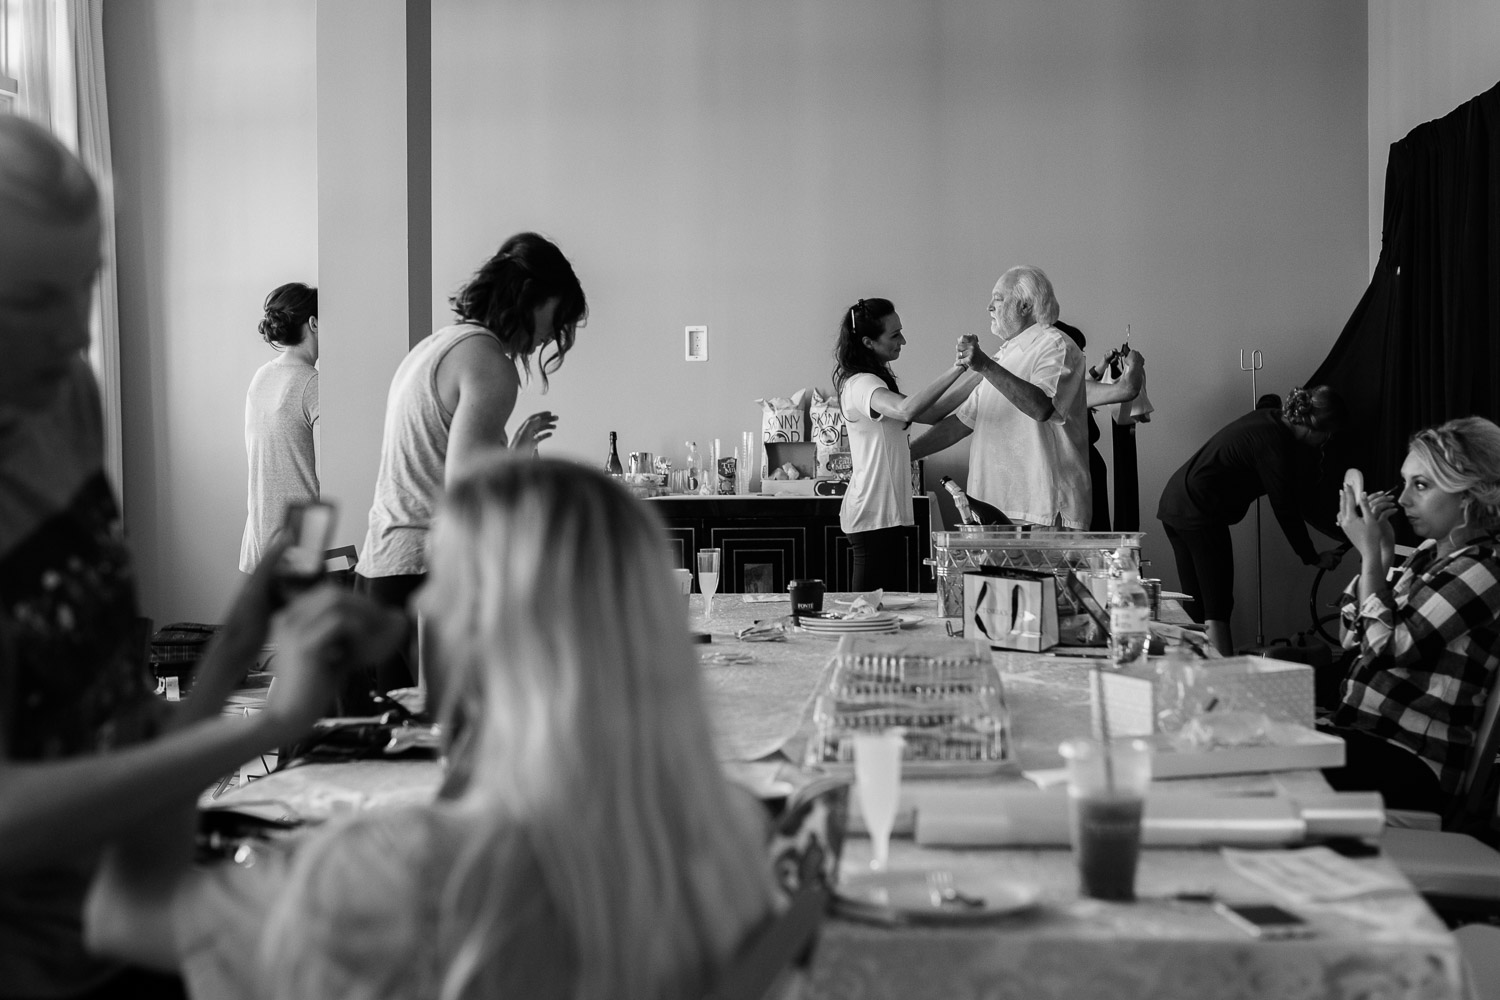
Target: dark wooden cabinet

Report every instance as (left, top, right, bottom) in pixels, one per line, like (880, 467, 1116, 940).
(647, 495, 934, 593)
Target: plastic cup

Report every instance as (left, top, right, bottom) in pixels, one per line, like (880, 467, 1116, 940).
(853, 730, 905, 871)
(1058, 738, 1153, 901)
(671, 568, 693, 607)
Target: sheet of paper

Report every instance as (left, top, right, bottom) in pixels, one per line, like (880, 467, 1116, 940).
(1222, 846, 1405, 903)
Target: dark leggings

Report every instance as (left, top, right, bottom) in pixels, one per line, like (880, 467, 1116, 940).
(1318, 723, 1448, 813)
(355, 573, 425, 693)
(1162, 522, 1235, 624)
(847, 526, 908, 592)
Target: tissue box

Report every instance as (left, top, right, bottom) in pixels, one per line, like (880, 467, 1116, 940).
(1094, 655, 1316, 737)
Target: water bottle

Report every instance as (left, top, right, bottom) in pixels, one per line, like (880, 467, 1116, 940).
(1109, 547, 1149, 671)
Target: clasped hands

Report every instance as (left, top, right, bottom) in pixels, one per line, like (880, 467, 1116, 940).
(956, 334, 989, 373)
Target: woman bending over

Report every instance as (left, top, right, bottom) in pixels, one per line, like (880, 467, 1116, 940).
(1157, 385, 1347, 655)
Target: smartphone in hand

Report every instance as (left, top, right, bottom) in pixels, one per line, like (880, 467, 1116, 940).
(273, 501, 337, 605)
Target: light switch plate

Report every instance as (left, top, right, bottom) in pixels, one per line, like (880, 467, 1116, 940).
(685, 325, 709, 361)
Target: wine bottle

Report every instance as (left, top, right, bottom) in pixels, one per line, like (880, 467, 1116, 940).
(940, 476, 1012, 526)
(605, 431, 624, 477)
(941, 476, 977, 524)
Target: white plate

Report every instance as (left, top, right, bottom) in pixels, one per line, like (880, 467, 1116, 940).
(801, 621, 898, 630)
(835, 870, 1040, 924)
(895, 614, 923, 629)
(799, 613, 900, 627)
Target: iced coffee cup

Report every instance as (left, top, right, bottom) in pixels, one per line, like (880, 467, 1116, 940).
(1058, 738, 1153, 901)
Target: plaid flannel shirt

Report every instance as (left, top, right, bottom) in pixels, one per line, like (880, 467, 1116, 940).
(1332, 526, 1500, 794)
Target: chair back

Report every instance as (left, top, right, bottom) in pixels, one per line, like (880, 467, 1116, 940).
(1452, 664, 1500, 830)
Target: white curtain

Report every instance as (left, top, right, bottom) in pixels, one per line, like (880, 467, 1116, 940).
(11, 0, 123, 505)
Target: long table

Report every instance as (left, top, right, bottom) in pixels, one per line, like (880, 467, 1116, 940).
(216, 593, 1469, 1000)
(687, 593, 1467, 1000)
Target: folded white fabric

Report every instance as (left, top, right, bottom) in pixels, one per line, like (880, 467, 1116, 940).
(912, 786, 1307, 847)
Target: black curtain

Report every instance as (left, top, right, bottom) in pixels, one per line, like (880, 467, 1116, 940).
(1304, 81, 1500, 538)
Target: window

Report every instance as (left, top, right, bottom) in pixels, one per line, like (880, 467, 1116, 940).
(0, 0, 17, 114)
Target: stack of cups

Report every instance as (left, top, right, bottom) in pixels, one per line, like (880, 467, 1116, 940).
(671, 568, 693, 611)
(740, 431, 756, 494)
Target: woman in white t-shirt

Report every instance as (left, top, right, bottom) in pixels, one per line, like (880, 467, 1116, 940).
(240, 282, 319, 574)
(833, 298, 966, 590)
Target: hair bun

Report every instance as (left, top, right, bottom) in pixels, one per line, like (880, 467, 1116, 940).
(258, 307, 292, 345)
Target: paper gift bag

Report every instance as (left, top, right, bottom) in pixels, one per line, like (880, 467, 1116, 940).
(964, 568, 1058, 652)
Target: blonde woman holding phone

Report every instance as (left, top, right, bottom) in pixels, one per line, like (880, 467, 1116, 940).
(89, 458, 778, 1000)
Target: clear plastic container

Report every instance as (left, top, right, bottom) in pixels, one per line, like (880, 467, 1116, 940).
(929, 529, 1145, 618)
(805, 635, 1016, 775)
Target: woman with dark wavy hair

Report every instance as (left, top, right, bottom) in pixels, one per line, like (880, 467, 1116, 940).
(1157, 385, 1347, 655)
(240, 282, 319, 573)
(833, 298, 965, 590)
(357, 233, 587, 690)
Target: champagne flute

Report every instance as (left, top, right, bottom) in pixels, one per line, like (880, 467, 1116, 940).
(853, 729, 905, 872)
(697, 548, 721, 620)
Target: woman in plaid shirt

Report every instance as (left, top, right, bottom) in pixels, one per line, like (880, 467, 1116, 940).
(1324, 417, 1500, 812)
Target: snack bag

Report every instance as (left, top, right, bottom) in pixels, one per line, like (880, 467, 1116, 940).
(756, 390, 808, 478)
(809, 388, 850, 480)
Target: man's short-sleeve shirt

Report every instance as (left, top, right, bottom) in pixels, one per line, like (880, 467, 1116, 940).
(955, 322, 1090, 528)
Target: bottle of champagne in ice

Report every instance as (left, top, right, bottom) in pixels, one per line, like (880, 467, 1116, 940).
(1109, 547, 1150, 671)
(605, 431, 624, 477)
(940, 476, 1011, 526)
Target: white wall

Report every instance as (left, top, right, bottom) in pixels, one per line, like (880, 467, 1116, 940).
(106, 1, 318, 623)
(430, 0, 1368, 647)
(316, 0, 418, 556)
(1368, 0, 1500, 273)
(107, 1, 1500, 647)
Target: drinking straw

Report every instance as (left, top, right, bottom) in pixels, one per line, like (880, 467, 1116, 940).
(1090, 665, 1116, 792)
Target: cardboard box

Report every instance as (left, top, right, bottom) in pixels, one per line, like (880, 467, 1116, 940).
(762, 441, 818, 494)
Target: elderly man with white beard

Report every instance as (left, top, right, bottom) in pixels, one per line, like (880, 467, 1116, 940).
(912, 264, 1091, 529)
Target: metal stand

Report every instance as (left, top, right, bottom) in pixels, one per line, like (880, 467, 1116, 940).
(1239, 349, 1265, 647)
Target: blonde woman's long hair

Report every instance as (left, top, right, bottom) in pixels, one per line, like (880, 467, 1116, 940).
(1408, 416, 1500, 527)
(414, 455, 771, 999)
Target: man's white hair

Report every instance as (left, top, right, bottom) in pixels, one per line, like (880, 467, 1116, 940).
(1001, 265, 1059, 326)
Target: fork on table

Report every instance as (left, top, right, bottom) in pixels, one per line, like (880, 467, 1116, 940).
(927, 869, 986, 909)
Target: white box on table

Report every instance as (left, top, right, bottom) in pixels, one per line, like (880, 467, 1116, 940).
(1093, 655, 1316, 737)
(1148, 723, 1346, 779)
